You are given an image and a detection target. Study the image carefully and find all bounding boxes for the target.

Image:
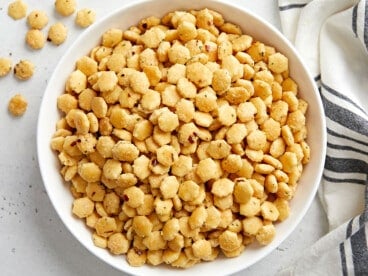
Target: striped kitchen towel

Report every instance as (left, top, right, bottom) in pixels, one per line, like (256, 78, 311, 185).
(278, 0, 368, 274)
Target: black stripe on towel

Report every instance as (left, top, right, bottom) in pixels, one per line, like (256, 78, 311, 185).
(279, 3, 307, 11)
(347, 218, 354, 238)
(351, 225, 368, 274)
(365, 0, 368, 49)
(340, 242, 348, 276)
(365, 185, 368, 220)
(359, 213, 366, 227)
(352, 4, 358, 37)
(325, 155, 368, 175)
(323, 174, 367, 185)
(320, 93, 368, 137)
(327, 142, 368, 156)
(327, 127, 368, 147)
(321, 82, 367, 116)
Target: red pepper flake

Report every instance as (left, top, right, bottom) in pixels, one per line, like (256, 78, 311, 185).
(151, 158, 158, 166)
(135, 248, 143, 256)
(188, 133, 197, 144)
(123, 194, 129, 201)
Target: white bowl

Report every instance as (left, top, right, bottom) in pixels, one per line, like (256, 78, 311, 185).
(37, 0, 326, 275)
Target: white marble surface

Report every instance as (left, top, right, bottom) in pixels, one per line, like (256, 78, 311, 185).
(0, 0, 328, 275)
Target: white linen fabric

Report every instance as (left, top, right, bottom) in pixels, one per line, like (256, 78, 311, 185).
(278, 0, 368, 274)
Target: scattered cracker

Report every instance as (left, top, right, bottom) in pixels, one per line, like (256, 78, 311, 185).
(75, 8, 96, 28)
(27, 10, 49, 30)
(8, 0, 28, 20)
(25, 29, 46, 50)
(0, 58, 12, 77)
(8, 94, 28, 116)
(55, 0, 76, 17)
(14, 60, 35, 80)
(48, 22, 68, 45)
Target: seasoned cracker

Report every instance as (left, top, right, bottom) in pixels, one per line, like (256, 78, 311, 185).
(0, 58, 12, 77)
(55, 0, 76, 16)
(8, 0, 27, 20)
(27, 10, 48, 30)
(75, 9, 96, 28)
(14, 60, 34, 80)
(47, 22, 68, 45)
(8, 94, 28, 116)
(25, 29, 46, 50)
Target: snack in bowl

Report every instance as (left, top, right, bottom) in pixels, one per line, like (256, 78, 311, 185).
(50, 7, 310, 268)
(38, 0, 326, 274)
